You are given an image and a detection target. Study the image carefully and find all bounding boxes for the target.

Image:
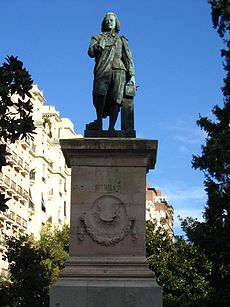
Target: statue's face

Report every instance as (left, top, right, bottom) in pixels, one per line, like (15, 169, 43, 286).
(105, 14, 116, 31)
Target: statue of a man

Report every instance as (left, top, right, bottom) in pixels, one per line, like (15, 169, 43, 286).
(87, 12, 135, 131)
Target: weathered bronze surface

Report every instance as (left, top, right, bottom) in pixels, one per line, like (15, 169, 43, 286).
(85, 12, 136, 136)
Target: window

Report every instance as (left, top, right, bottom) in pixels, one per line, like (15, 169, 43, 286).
(41, 193, 46, 212)
(64, 180, 67, 192)
(58, 209, 62, 224)
(42, 163, 46, 183)
(59, 179, 63, 197)
(29, 169, 36, 181)
(64, 201, 67, 217)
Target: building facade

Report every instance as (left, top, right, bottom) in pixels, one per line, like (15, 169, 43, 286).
(0, 85, 79, 276)
(146, 185, 174, 236)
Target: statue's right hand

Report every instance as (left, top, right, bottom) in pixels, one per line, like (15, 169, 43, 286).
(99, 38, 106, 49)
(96, 45, 104, 53)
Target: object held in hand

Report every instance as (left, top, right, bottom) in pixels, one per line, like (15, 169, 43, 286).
(124, 83, 137, 97)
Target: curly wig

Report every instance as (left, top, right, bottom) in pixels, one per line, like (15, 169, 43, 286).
(101, 12, 120, 33)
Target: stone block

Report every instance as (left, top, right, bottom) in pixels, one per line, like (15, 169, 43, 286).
(50, 138, 162, 307)
(50, 278, 162, 307)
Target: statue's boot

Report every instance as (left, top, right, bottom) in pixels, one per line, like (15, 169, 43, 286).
(94, 95, 106, 130)
(108, 104, 120, 131)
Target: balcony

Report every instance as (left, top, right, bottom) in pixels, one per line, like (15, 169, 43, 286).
(4, 176, 14, 195)
(16, 215, 21, 226)
(8, 153, 29, 176)
(17, 185, 23, 196)
(12, 223, 19, 231)
(0, 175, 25, 202)
(3, 211, 9, 219)
(31, 144, 36, 153)
(18, 157, 23, 168)
(5, 180, 16, 197)
(18, 186, 28, 204)
(21, 136, 31, 149)
(9, 211, 15, 222)
(0, 172, 5, 189)
(22, 219, 27, 229)
(4, 176, 10, 187)
(5, 181, 28, 204)
(6, 211, 15, 225)
(7, 149, 17, 167)
(23, 190, 29, 200)
(29, 200, 35, 210)
(11, 180, 17, 193)
(24, 162, 29, 173)
(0, 239, 7, 252)
(0, 211, 7, 221)
(17, 158, 28, 176)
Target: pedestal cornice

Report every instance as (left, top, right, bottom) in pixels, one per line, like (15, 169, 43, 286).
(60, 138, 158, 171)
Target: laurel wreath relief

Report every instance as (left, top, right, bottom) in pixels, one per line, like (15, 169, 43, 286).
(78, 215, 137, 247)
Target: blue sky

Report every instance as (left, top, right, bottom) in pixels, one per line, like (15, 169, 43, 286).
(0, 1, 224, 235)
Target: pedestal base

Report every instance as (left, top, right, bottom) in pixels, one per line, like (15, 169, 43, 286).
(50, 138, 162, 306)
(50, 278, 162, 307)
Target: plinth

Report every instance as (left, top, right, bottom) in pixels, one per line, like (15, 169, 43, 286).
(50, 138, 162, 307)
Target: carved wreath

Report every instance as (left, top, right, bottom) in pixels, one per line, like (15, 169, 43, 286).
(78, 215, 137, 247)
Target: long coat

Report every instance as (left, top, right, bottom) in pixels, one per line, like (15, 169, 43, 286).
(88, 32, 135, 117)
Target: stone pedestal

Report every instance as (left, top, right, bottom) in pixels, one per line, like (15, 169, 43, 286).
(50, 138, 162, 307)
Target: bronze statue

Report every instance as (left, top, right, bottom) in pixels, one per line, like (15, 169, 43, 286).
(87, 12, 135, 131)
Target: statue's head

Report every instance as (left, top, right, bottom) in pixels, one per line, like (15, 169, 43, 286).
(101, 12, 120, 33)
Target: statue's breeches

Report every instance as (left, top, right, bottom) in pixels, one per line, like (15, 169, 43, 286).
(93, 69, 126, 106)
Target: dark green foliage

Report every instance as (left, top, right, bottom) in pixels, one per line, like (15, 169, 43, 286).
(5, 236, 52, 307)
(0, 143, 9, 214)
(0, 276, 11, 307)
(0, 56, 35, 143)
(0, 192, 10, 212)
(208, 0, 230, 37)
(0, 144, 8, 172)
(181, 215, 230, 306)
(0, 56, 36, 212)
(0, 225, 69, 307)
(181, 1, 230, 305)
(0, 144, 10, 211)
(146, 221, 212, 306)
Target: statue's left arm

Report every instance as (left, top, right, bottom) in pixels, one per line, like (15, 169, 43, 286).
(121, 36, 135, 85)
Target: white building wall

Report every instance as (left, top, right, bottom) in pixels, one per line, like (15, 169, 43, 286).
(146, 188, 174, 236)
(0, 84, 79, 275)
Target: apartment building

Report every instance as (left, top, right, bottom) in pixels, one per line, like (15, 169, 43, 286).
(146, 185, 174, 236)
(0, 85, 79, 276)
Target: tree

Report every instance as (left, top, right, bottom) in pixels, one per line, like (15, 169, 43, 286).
(0, 225, 69, 307)
(146, 221, 211, 307)
(0, 55, 35, 211)
(37, 224, 70, 284)
(182, 1, 230, 305)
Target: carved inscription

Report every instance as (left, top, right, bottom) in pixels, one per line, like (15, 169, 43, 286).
(95, 183, 121, 193)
